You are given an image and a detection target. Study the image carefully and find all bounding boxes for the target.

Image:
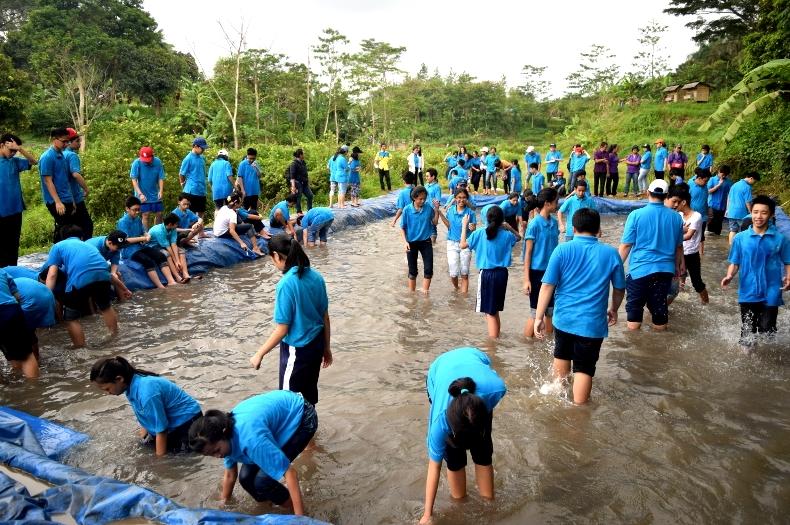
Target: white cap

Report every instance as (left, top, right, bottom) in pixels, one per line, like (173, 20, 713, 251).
(480, 146, 489, 153)
(218, 149, 229, 157)
(648, 179, 669, 195)
(526, 146, 535, 153)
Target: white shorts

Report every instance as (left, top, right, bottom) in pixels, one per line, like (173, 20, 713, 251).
(446, 240, 471, 277)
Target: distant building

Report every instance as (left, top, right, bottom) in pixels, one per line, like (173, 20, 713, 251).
(680, 82, 711, 102)
(662, 85, 681, 103)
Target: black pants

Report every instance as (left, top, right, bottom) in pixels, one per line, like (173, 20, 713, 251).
(708, 209, 725, 235)
(740, 303, 778, 345)
(683, 252, 706, 293)
(294, 180, 314, 213)
(406, 239, 433, 279)
(74, 201, 93, 239)
(45, 201, 78, 243)
(471, 169, 482, 191)
(0, 213, 23, 267)
(593, 172, 606, 196)
(502, 175, 511, 194)
(243, 195, 259, 211)
(605, 173, 619, 196)
(378, 169, 391, 190)
(417, 170, 424, 186)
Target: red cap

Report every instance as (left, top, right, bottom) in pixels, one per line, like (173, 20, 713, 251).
(138, 146, 154, 163)
(65, 127, 79, 140)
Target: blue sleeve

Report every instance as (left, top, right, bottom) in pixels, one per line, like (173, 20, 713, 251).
(68, 154, 81, 174)
(728, 236, 742, 265)
(525, 220, 537, 241)
(273, 281, 294, 326)
(223, 457, 236, 469)
(130, 160, 139, 180)
(158, 161, 166, 180)
(179, 156, 189, 176)
(45, 245, 62, 269)
(611, 254, 626, 289)
(621, 213, 637, 244)
(110, 251, 120, 266)
(142, 395, 169, 434)
(508, 230, 517, 247)
(39, 154, 53, 177)
(427, 421, 447, 463)
(542, 249, 562, 286)
(781, 237, 790, 264)
(467, 229, 480, 251)
(248, 436, 292, 480)
(5, 274, 18, 296)
(559, 199, 570, 213)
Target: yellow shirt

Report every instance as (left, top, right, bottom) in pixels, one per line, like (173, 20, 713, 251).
(377, 151, 390, 171)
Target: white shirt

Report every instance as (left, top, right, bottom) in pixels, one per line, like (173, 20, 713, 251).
(214, 205, 237, 237)
(681, 210, 703, 255)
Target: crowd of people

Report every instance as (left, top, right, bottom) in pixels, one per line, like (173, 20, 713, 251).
(1, 129, 789, 522)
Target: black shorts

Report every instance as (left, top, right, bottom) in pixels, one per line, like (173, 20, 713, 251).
(243, 195, 259, 210)
(184, 193, 207, 213)
(0, 303, 34, 361)
(553, 327, 603, 377)
(131, 246, 168, 271)
(626, 272, 673, 326)
(654, 170, 665, 180)
(476, 267, 508, 315)
(141, 412, 202, 453)
(528, 269, 554, 313)
(62, 280, 112, 321)
(279, 328, 326, 405)
(444, 411, 494, 472)
(504, 215, 518, 231)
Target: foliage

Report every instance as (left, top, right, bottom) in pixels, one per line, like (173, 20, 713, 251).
(741, 0, 790, 72)
(0, 51, 31, 128)
(670, 38, 744, 89)
(664, 0, 757, 44)
(565, 44, 619, 97)
(632, 20, 669, 80)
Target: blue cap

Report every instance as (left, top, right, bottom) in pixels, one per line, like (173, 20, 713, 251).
(192, 136, 208, 149)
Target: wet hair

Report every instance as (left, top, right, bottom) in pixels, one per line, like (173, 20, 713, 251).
(163, 213, 180, 226)
(751, 195, 775, 215)
(485, 205, 504, 240)
(60, 224, 83, 239)
(426, 167, 438, 179)
(189, 409, 234, 453)
(445, 377, 489, 448)
(50, 127, 69, 139)
(536, 188, 558, 209)
(0, 133, 22, 145)
(454, 187, 470, 200)
(574, 180, 588, 189)
(529, 162, 539, 170)
(90, 356, 157, 384)
(411, 185, 428, 201)
(126, 196, 141, 208)
(178, 193, 191, 203)
(718, 165, 731, 176)
(268, 233, 310, 276)
(247, 147, 257, 156)
(508, 192, 519, 200)
(402, 170, 416, 185)
(694, 167, 710, 179)
(572, 208, 600, 235)
(293, 148, 304, 158)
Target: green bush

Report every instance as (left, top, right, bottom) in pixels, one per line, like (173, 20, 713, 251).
(19, 204, 54, 255)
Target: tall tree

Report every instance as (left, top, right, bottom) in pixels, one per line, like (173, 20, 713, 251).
(208, 22, 247, 149)
(632, 20, 669, 80)
(0, 51, 31, 128)
(312, 28, 349, 141)
(664, 0, 758, 44)
(566, 44, 620, 97)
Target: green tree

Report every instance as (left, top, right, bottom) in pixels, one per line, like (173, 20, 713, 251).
(312, 28, 349, 141)
(566, 44, 620, 97)
(664, 0, 758, 44)
(0, 51, 31, 128)
(632, 20, 669, 80)
(741, 0, 790, 72)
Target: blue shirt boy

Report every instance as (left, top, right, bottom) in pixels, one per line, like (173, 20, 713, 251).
(728, 225, 790, 306)
(85, 236, 120, 266)
(38, 146, 73, 205)
(13, 277, 56, 330)
(707, 175, 732, 210)
(0, 268, 18, 306)
(117, 212, 146, 259)
(209, 158, 234, 200)
(559, 195, 596, 239)
(426, 347, 506, 463)
(525, 214, 559, 271)
(545, 150, 562, 174)
(524, 151, 541, 169)
(0, 155, 30, 217)
(621, 202, 683, 279)
(531, 173, 545, 194)
(274, 267, 328, 347)
(696, 152, 714, 170)
(172, 207, 199, 230)
(426, 181, 442, 203)
(466, 227, 517, 269)
(269, 200, 291, 224)
(543, 235, 626, 338)
(725, 179, 753, 220)
(485, 154, 499, 173)
(63, 149, 84, 203)
(569, 152, 589, 173)
(126, 374, 201, 435)
(45, 237, 109, 292)
(180, 152, 206, 196)
(334, 155, 349, 184)
(147, 223, 177, 249)
(401, 203, 435, 242)
(689, 181, 709, 217)
(396, 186, 414, 210)
(130, 157, 166, 203)
(237, 160, 261, 197)
(302, 207, 334, 229)
(499, 199, 520, 218)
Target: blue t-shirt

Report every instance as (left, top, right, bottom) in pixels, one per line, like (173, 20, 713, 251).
(525, 214, 559, 271)
(725, 179, 753, 220)
(449, 175, 466, 194)
(511, 166, 523, 193)
(707, 176, 732, 210)
(545, 151, 562, 174)
(621, 202, 683, 279)
(532, 173, 545, 194)
(654, 147, 668, 171)
(0, 269, 18, 306)
(445, 205, 476, 242)
(467, 227, 517, 269)
(269, 201, 291, 224)
(696, 152, 714, 170)
(117, 213, 146, 259)
(172, 207, 199, 229)
(209, 158, 234, 201)
(85, 236, 120, 266)
(237, 160, 261, 196)
(640, 151, 652, 170)
(2, 266, 39, 280)
(689, 181, 709, 216)
(334, 155, 349, 184)
(63, 149, 84, 203)
(569, 152, 589, 173)
(327, 156, 337, 183)
(348, 158, 361, 184)
(543, 235, 626, 338)
(558, 195, 597, 239)
(44, 237, 110, 292)
(147, 223, 177, 249)
(446, 155, 458, 168)
(401, 203, 435, 242)
(728, 226, 790, 306)
(180, 152, 206, 195)
(125, 374, 201, 435)
(274, 267, 328, 347)
(222, 391, 305, 480)
(426, 347, 506, 463)
(426, 181, 442, 203)
(38, 146, 73, 204)
(500, 199, 521, 218)
(485, 154, 499, 173)
(130, 157, 166, 203)
(14, 277, 56, 330)
(0, 156, 30, 217)
(524, 151, 541, 169)
(396, 186, 413, 210)
(302, 207, 334, 229)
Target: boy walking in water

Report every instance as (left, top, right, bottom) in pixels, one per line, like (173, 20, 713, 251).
(523, 188, 560, 338)
(535, 208, 625, 404)
(721, 195, 790, 353)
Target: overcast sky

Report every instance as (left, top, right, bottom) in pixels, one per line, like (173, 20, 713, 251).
(143, 0, 699, 98)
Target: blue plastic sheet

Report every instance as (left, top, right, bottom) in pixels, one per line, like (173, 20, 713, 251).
(0, 470, 52, 523)
(0, 407, 88, 460)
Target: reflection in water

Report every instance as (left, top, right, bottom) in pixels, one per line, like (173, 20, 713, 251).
(1, 217, 788, 524)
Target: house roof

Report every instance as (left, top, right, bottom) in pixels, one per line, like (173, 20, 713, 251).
(681, 82, 710, 89)
(663, 85, 680, 92)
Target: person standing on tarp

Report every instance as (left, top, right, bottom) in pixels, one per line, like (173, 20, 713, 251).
(0, 133, 37, 267)
(289, 148, 313, 213)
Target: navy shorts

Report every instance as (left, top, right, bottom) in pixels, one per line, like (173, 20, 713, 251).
(0, 303, 34, 361)
(553, 327, 603, 377)
(529, 268, 554, 314)
(476, 267, 508, 315)
(63, 280, 113, 321)
(279, 328, 326, 405)
(140, 201, 164, 213)
(444, 411, 494, 471)
(625, 272, 673, 326)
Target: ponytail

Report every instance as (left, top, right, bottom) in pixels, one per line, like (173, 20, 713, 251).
(485, 205, 504, 240)
(90, 356, 157, 384)
(446, 377, 489, 447)
(268, 233, 310, 276)
(188, 409, 235, 454)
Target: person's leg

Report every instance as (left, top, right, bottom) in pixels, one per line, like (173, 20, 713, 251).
(684, 252, 707, 301)
(646, 273, 672, 330)
(64, 320, 86, 348)
(154, 210, 163, 226)
(13, 352, 40, 379)
(761, 306, 779, 335)
(626, 275, 647, 330)
(75, 201, 93, 238)
(572, 373, 593, 405)
(328, 181, 336, 208)
(378, 169, 386, 190)
(293, 182, 303, 214)
(179, 250, 191, 279)
(611, 174, 619, 196)
(447, 241, 460, 289)
(420, 239, 433, 292)
(486, 313, 501, 338)
(164, 254, 181, 281)
(406, 242, 418, 291)
(0, 213, 23, 267)
(303, 184, 314, 210)
(140, 212, 151, 230)
(100, 306, 119, 337)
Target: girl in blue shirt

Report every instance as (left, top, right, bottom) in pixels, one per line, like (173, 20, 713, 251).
(438, 187, 476, 293)
(425, 168, 443, 243)
(188, 390, 317, 515)
(522, 188, 560, 338)
(510, 159, 523, 194)
(0, 268, 37, 378)
(249, 234, 332, 405)
(348, 147, 362, 207)
(90, 356, 202, 456)
(399, 186, 440, 293)
(208, 150, 238, 210)
(460, 206, 521, 338)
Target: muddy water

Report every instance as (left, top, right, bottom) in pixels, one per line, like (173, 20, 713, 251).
(1, 216, 788, 525)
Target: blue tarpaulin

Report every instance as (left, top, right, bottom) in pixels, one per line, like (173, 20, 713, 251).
(0, 406, 88, 460)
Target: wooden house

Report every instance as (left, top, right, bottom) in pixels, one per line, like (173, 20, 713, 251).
(680, 82, 711, 102)
(662, 85, 681, 103)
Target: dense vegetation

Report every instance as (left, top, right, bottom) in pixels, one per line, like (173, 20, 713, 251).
(1, 0, 788, 254)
